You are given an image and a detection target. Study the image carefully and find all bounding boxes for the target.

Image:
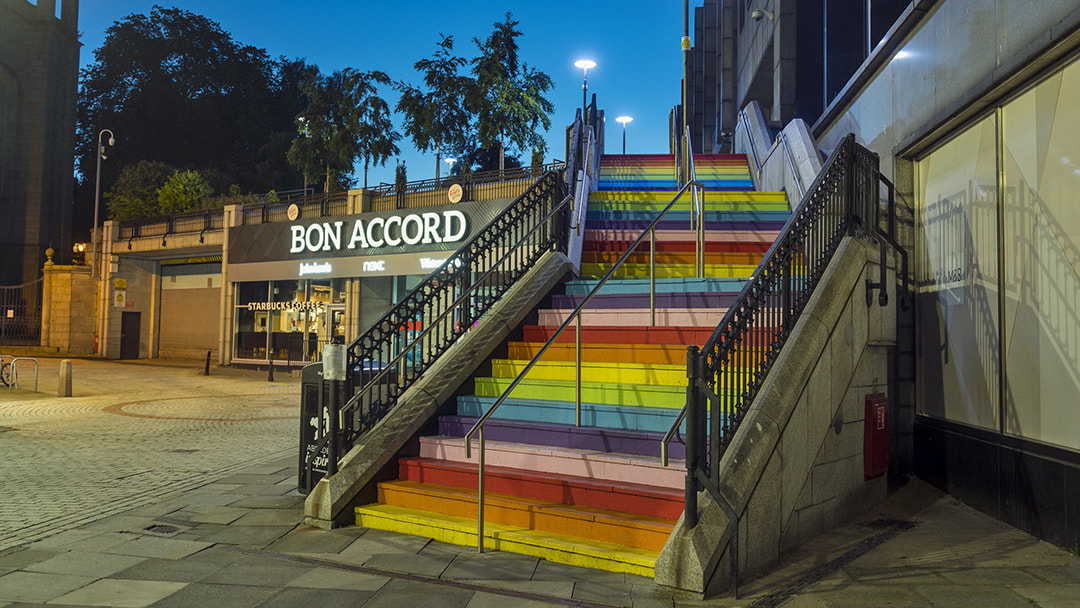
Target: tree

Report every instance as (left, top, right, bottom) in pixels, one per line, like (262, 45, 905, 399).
(105, 161, 176, 221)
(397, 35, 474, 182)
(158, 170, 213, 214)
(76, 6, 309, 229)
(289, 68, 399, 191)
(468, 12, 554, 173)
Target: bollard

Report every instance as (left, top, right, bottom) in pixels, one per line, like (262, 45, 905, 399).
(58, 359, 73, 397)
(204, 350, 211, 376)
(267, 348, 274, 382)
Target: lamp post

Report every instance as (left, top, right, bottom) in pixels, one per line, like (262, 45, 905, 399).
(615, 116, 633, 154)
(574, 60, 596, 123)
(91, 129, 114, 278)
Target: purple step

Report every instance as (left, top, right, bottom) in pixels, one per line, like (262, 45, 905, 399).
(550, 291, 740, 310)
(438, 415, 686, 460)
(585, 219, 787, 231)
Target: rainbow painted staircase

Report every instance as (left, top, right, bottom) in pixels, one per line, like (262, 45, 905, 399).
(354, 153, 789, 577)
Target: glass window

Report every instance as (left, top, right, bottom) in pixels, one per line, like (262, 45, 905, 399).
(1001, 60, 1080, 450)
(915, 114, 1000, 431)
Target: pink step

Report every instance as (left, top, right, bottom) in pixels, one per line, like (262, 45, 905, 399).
(585, 229, 779, 243)
(418, 436, 684, 489)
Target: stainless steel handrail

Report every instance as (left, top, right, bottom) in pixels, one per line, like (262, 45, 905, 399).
(463, 178, 703, 553)
(684, 125, 703, 278)
(338, 193, 574, 429)
(777, 130, 806, 199)
(661, 404, 688, 466)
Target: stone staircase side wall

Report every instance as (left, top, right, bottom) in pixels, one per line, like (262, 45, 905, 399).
(656, 237, 898, 596)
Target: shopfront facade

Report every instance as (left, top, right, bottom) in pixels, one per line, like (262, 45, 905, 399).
(92, 194, 514, 368)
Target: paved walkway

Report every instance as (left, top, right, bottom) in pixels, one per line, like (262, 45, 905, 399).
(0, 358, 1077, 607)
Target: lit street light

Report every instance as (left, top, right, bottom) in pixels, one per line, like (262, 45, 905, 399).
(574, 60, 596, 122)
(616, 116, 633, 154)
(91, 128, 114, 278)
(445, 157, 456, 175)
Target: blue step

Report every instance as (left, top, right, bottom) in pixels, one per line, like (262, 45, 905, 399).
(454, 395, 681, 434)
(564, 277, 748, 295)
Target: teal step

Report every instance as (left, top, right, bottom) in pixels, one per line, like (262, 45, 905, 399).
(455, 395, 681, 433)
(564, 277, 747, 295)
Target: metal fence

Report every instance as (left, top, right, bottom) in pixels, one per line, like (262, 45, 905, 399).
(0, 279, 43, 345)
(370, 163, 564, 211)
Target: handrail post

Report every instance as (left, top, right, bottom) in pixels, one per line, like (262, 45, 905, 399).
(575, 312, 582, 426)
(650, 228, 657, 327)
(685, 345, 700, 528)
(477, 427, 486, 553)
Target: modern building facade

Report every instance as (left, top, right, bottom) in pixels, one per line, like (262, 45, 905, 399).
(0, 0, 80, 286)
(690, 0, 1080, 551)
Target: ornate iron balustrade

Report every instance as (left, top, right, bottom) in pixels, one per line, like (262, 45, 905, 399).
(683, 134, 881, 522)
(319, 169, 568, 469)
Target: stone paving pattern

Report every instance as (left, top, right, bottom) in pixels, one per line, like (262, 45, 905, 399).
(0, 357, 1077, 607)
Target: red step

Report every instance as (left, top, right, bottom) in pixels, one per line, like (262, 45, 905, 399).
(398, 457, 683, 520)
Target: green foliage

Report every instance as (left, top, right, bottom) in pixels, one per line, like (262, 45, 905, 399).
(105, 160, 176, 221)
(397, 35, 473, 176)
(157, 170, 214, 215)
(77, 7, 309, 212)
(468, 12, 554, 171)
(289, 68, 399, 191)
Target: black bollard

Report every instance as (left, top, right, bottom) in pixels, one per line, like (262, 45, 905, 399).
(204, 350, 211, 376)
(268, 348, 275, 382)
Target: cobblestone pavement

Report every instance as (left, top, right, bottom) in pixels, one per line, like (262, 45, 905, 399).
(0, 358, 300, 552)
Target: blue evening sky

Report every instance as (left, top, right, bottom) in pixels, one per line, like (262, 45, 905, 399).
(76, 1, 692, 189)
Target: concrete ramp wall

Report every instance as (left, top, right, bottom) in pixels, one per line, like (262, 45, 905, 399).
(656, 237, 898, 596)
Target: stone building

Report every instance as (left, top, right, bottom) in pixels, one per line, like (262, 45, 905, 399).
(0, 0, 80, 286)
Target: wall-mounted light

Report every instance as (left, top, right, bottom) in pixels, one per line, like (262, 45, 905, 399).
(751, 8, 774, 21)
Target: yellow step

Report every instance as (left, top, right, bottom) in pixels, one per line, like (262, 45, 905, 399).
(491, 359, 686, 387)
(355, 503, 658, 577)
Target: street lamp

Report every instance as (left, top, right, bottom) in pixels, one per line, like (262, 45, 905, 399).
(445, 157, 456, 175)
(574, 60, 596, 122)
(91, 129, 114, 278)
(616, 116, 633, 154)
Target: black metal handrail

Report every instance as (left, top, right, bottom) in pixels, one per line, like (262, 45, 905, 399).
(312, 169, 568, 476)
(369, 162, 565, 197)
(683, 134, 879, 517)
(117, 209, 224, 240)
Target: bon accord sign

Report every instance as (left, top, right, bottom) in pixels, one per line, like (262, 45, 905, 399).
(227, 199, 510, 282)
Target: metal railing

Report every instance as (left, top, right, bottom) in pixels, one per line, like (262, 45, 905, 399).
(0, 279, 42, 345)
(118, 209, 225, 240)
(300, 168, 570, 483)
(462, 167, 704, 552)
(370, 163, 565, 212)
(240, 191, 349, 225)
(669, 134, 888, 595)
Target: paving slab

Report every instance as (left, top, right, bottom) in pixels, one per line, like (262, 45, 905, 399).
(363, 551, 456, 578)
(23, 550, 146, 578)
(0, 571, 96, 603)
(50, 578, 187, 608)
(103, 536, 213, 560)
(285, 566, 390, 591)
(363, 578, 475, 608)
(258, 586, 377, 608)
(138, 581, 276, 608)
(441, 552, 540, 581)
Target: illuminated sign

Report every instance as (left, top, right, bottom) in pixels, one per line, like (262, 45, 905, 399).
(247, 301, 323, 311)
(299, 262, 332, 276)
(363, 260, 386, 272)
(289, 210, 467, 254)
(419, 257, 447, 270)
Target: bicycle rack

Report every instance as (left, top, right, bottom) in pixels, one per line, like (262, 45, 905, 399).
(10, 357, 39, 393)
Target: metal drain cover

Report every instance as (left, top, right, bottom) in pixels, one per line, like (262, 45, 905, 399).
(130, 523, 188, 537)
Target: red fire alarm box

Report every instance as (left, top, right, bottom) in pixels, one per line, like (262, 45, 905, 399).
(864, 393, 888, 480)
